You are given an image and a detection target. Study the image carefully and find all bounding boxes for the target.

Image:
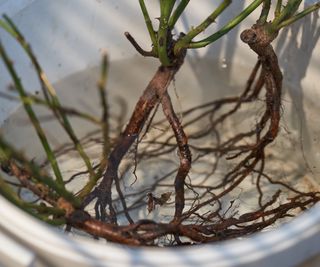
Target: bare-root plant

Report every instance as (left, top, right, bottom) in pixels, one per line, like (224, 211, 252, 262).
(0, 0, 319, 246)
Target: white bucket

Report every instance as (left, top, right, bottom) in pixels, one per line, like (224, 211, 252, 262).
(0, 1, 320, 266)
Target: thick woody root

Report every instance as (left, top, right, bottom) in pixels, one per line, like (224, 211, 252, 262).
(2, 24, 319, 246)
(82, 52, 189, 223)
(161, 92, 191, 221)
(65, 24, 318, 244)
(3, 152, 319, 246)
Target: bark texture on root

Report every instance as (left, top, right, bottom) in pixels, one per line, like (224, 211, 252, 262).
(68, 23, 319, 245)
(82, 53, 190, 223)
(4, 23, 317, 247)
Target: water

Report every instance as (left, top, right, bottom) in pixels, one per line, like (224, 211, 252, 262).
(1, 56, 319, 241)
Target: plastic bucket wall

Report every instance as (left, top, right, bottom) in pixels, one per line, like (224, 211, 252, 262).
(0, 1, 320, 266)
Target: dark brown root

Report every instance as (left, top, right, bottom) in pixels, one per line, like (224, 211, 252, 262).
(3, 23, 319, 246)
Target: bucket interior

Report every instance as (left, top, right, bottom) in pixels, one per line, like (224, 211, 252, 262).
(0, 0, 319, 252)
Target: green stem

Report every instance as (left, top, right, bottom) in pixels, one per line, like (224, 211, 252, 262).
(1, 15, 97, 184)
(57, 104, 97, 181)
(158, 0, 176, 66)
(168, 0, 190, 29)
(139, 0, 158, 50)
(0, 138, 81, 207)
(186, 0, 264, 49)
(271, 0, 302, 29)
(276, 3, 320, 30)
(31, 204, 65, 216)
(78, 54, 110, 198)
(163, 0, 176, 19)
(43, 217, 66, 226)
(0, 174, 65, 224)
(0, 41, 64, 186)
(257, 0, 271, 24)
(174, 0, 231, 55)
(1, 16, 51, 102)
(275, 0, 283, 17)
(0, 174, 30, 209)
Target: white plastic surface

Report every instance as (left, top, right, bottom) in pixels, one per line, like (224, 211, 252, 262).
(0, 196, 320, 267)
(0, 1, 320, 267)
(0, 231, 35, 267)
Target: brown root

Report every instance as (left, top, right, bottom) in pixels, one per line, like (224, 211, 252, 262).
(3, 23, 319, 246)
